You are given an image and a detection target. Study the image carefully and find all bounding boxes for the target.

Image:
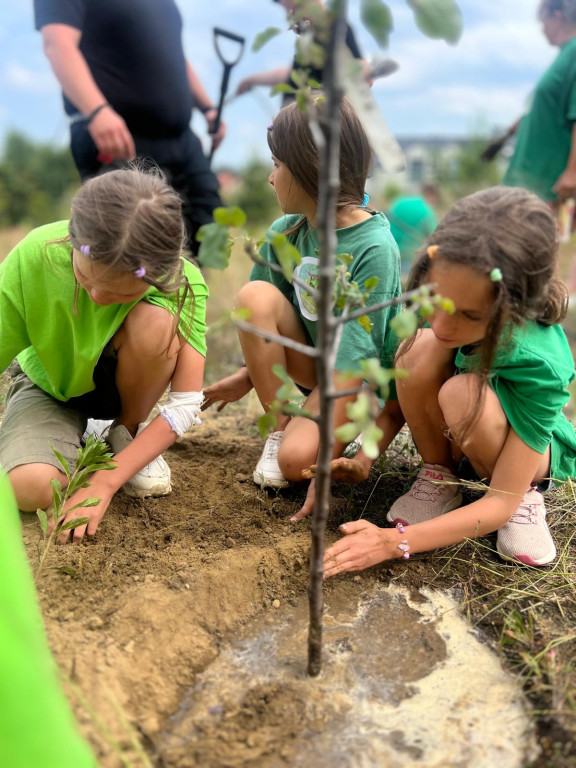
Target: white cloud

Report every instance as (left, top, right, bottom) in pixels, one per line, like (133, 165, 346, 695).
(0, 62, 57, 93)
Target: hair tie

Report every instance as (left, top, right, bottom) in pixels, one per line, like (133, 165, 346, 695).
(134, 267, 146, 279)
(427, 245, 439, 260)
(490, 268, 503, 282)
(362, 193, 370, 207)
(80, 244, 91, 258)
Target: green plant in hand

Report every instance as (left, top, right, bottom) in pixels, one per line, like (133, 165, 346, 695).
(35, 435, 116, 580)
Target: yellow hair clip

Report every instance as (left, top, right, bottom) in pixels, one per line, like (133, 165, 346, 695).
(427, 245, 439, 260)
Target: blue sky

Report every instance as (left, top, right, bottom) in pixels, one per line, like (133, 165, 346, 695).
(0, 0, 556, 170)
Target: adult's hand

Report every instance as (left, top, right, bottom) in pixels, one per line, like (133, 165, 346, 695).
(205, 109, 226, 150)
(235, 77, 254, 96)
(88, 106, 136, 161)
(202, 367, 253, 411)
(323, 520, 392, 578)
(554, 168, 576, 204)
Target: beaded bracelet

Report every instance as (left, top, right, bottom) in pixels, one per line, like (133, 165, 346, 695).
(396, 522, 410, 559)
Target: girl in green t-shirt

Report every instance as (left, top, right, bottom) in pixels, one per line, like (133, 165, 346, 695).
(320, 186, 576, 576)
(0, 167, 207, 542)
(202, 97, 402, 511)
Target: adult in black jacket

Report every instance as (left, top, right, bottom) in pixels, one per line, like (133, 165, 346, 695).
(35, 0, 223, 254)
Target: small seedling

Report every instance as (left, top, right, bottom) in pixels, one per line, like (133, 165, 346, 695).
(35, 434, 116, 580)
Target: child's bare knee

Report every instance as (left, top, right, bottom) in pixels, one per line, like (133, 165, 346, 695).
(9, 465, 64, 511)
(278, 440, 316, 482)
(235, 281, 283, 315)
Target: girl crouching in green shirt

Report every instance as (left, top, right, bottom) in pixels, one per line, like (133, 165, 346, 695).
(0, 167, 207, 542)
(322, 186, 576, 575)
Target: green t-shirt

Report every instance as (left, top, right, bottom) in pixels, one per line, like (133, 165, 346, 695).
(455, 321, 576, 483)
(250, 213, 402, 376)
(0, 472, 95, 766)
(503, 37, 576, 202)
(0, 221, 208, 401)
(387, 196, 438, 272)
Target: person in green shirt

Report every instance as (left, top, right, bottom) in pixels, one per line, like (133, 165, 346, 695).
(387, 184, 439, 277)
(0, 167, 207, 542)
(0, 471, 95, 766)
(503, 0, 576, 204)
(202, 97, 403, 517)
(319, 186, 576, 576)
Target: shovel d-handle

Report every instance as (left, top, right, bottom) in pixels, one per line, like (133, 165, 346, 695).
(210, 27, 246, 151)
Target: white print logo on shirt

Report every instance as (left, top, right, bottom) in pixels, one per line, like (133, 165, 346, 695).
(293, 257, 320, 321)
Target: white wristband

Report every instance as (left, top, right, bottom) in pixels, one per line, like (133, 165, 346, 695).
(158, 390, 204, 437)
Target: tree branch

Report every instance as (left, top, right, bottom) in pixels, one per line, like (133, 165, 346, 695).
(235, 320, 319, 358)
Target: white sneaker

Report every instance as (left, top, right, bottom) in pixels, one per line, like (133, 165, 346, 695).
(107, 423, 172, 498)
(81, 418, 114, 444)
(253, 431, 289, 489)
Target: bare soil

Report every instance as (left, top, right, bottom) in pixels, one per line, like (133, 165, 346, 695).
(22, 401, 576, 767)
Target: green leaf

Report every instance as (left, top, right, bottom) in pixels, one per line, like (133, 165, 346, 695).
(57, 516, 90, 534)
(282, 403, 310, 417)
(50, 445, 71, 479)
(419, 298, 434, 317)
(63, 498, 100, 515)
(408, 0, 463, 44)
(269, 233, 302, 280)
(257, 412, 278, 439)
(252, 26, 282, 52)
(271, 363, 292, 383)
(36, 508, 49, 535)
(360, 0, 393, 48)
(296, 90, 308, 113)
(362, 424, 384, 459)
(390, 310, 418, 339)
(49, 478, 63, 510)
(336, 252, 353, 265)
(58, 565, 79, 579)
(197, 222, 233, 270)
(357, 314, 373, 334)
(335, 422, 361, 443)
(270, 83, 297, 96)
(213, 206, 246, 228)
(347, 393, 371, 422)
(364, 276, 380, 291)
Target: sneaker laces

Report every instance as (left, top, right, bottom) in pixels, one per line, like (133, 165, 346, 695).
(509, 498, 539, 525)
(262, 432, 283, 461)
(409, 475, 455, 503)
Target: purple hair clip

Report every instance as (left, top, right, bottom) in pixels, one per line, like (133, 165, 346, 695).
(134, 267, 146, 279)
(267, 123, 274, 131)
(80, 244, 91, 257)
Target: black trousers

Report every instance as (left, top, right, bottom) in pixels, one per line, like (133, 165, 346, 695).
(70, 123, 222, 255)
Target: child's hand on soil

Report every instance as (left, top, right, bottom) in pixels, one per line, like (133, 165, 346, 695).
(55, 485, 113, 544)
(303, 457, 370, 484)
(202, 368, 253, 411)
(323, 520, 392, 577)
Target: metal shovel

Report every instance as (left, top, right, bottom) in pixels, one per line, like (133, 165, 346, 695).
(209, 27, 246, 163)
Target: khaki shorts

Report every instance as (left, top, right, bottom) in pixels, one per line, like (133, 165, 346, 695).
(0, 351, 120, 474)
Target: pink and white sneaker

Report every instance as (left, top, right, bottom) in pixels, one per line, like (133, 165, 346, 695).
(497, 487, 556, 566)
(386, 463, 462, 526)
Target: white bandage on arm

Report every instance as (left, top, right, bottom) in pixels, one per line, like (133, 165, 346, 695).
(158, 390, 204, 437)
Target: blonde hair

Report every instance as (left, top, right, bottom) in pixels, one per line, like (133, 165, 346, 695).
(69, 166, 188, 294)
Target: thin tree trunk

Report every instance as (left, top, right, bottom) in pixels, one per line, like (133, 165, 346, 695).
(307, 0, 347, 677)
